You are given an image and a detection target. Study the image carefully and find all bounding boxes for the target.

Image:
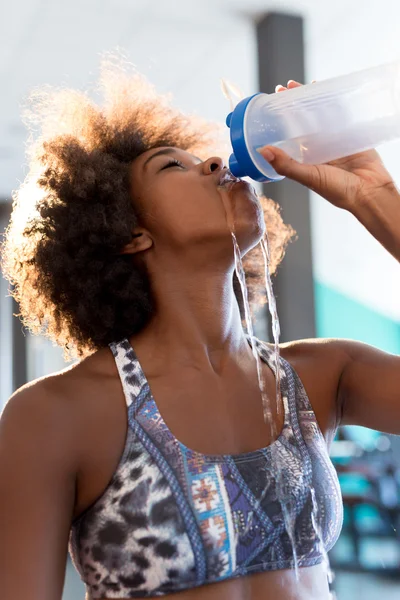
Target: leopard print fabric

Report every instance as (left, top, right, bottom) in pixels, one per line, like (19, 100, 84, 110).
(68, 336, 343, 597)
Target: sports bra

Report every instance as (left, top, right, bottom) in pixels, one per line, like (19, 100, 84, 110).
(68, 335, 343, 598)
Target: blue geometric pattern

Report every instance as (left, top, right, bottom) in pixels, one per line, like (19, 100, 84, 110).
(68, 335, 343, 598)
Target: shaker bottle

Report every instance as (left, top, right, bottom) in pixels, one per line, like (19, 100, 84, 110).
(226, 60, 400, 182)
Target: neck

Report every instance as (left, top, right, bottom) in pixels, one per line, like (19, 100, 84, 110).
(132, 260, 251, 375)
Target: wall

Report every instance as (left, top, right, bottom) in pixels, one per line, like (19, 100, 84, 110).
(303, 0, 400, 350)
(0, 1, 260, 396)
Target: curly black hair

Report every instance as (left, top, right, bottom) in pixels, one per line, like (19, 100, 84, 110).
(0, 52, 295, 363)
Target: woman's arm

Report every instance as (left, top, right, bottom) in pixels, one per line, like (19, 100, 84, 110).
(258, 79, 400, 434)
(280, 336, 400, 435)
(0, 382, 79, 600)
(334, 338, 400, 432)
(259, 80, 400, 263)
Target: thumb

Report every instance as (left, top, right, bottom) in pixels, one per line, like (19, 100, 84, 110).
(257, 145, 324, 191)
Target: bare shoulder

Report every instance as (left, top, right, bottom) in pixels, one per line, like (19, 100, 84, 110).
(267, 338, 352, 443)
(0, 361, 94, 599)
(1, 371, 80, 474)
(278, 337, 352, 400)
(278, 336, 349, 363)
(1, 345, 112, 462)
(261, 336, 351, 380)
(3, 370, 73, 428)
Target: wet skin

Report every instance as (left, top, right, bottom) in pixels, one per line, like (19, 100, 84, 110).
(64, 146, 336, 598)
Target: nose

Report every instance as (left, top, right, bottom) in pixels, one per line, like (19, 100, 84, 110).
(202, 156, 225, 176)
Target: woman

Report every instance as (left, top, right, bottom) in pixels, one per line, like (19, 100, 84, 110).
(1, 55, 400, 600)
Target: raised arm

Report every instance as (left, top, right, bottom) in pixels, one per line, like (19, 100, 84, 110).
(0, 381, 79, 600)
(280, 337, 400, 437)
(259, 80, 400, 436)
(334, 338, 400, 433)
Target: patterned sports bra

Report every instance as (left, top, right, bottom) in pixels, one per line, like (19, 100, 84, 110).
(68, 335, 343, 598)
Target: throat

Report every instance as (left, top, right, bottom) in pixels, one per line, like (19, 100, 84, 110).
(148, 359, 284, 456)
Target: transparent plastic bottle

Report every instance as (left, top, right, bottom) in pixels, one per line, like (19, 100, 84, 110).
(226, 60, 400, 182)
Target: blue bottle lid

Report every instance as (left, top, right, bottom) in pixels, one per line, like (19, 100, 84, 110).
(226, 93, 284, 183)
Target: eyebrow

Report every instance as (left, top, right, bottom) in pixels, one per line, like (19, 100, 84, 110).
(143, 148, 202, 171)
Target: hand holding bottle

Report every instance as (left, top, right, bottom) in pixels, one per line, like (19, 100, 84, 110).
(259, 80, 400, 263)
(258, 80, 399, 213)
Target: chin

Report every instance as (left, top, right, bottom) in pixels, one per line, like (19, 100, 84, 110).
(219, 182, 265, 250)
(234, 217, 265, 256)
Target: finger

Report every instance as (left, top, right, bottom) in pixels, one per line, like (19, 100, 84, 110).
(287, 80, 302, 88)
(257, 145, 325, 190)
(275, 84, 287, 92)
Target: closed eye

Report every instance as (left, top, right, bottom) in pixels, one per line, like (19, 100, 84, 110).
(160, 159, 185, 171)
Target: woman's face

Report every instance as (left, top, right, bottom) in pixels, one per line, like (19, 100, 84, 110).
(128, 146, 265, 264)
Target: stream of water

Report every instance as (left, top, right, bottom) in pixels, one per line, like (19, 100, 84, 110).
(232, 230, 299, 571)
(219, 184, 332, 594)
(219, 79, 333, 595)
(233, 227, 333, 590)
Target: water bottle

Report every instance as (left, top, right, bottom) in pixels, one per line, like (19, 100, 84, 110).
(226, 60, 400, 183)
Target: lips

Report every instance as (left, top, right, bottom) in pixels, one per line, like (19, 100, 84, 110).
(217, 169, 258, 199)
(218, 169, 240, 188)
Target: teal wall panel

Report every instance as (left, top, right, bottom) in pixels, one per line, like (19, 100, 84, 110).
(314, 280, 400, 354)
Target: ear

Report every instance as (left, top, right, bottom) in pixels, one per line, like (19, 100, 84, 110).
(119, 229, 153, 255)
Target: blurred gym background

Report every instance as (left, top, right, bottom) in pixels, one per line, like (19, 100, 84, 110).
(1, 1, 400, 598)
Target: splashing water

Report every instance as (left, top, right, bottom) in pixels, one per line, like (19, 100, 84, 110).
(236, 231, 336, 590)
(260, 235, 282, 419)
(224, 200, 334, 592)
(235, 231, 336, 593)
(219, 82, 332, 592)
(231, 232, 277, 554)
(231, 232, 273, 428)
(310, 487, 334, 588)
(220, 78, 245, 112)
(234, 230, 300, 574)
(261, 232, 301, 579)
